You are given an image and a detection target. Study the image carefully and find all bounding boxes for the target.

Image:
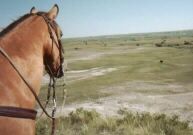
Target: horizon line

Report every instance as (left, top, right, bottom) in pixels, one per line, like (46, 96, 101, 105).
(63, 28, 193, 39)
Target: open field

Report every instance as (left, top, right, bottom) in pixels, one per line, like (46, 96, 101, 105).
(37, 30, 193, 134)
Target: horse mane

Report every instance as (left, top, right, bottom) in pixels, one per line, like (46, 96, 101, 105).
(0, 12, 46, 37)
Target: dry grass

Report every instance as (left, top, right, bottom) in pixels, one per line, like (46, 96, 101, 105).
(36, 108, 193, 135)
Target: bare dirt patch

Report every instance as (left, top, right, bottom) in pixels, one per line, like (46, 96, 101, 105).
(57, 81, 193, 126)
(42, 67, 119, 85)
(101, 81, 189, 94)
(67, 46, 147, 62)
(66, 67, 118, 83)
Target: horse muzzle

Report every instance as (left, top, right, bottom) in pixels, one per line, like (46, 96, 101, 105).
(56, 65, 64, 78)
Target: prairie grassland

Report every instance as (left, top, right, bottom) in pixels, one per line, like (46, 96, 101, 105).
(57, 30, 193, 103)
(37, 30, 193, 134)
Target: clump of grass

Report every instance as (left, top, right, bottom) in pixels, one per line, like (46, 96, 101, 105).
(36, 108, 193, 135)
(184, 41, 192, 45)
(68, 108, 100, 124)
(155, 43, 163, 47)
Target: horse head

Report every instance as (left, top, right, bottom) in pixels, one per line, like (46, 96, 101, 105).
(30, 5, 64, 78)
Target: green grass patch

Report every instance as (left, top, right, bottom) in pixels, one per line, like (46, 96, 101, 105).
(39, 45, 193, 104)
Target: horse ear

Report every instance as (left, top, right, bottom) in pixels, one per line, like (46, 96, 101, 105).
(30, 7, 37, 14)
(48, 4, 59, 20)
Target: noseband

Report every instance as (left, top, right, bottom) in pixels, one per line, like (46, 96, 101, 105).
(0, 13, 64, 135)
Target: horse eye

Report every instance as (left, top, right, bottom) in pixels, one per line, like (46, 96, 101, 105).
(60, 31, 63, 37)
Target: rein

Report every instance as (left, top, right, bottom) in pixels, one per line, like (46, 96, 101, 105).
(0, 47, 55, 119)
(0, 13, 63, 135)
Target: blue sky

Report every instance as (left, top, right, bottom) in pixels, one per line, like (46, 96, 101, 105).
(0, 0, 193, 38)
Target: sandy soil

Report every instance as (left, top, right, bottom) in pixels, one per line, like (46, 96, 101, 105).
(66, 67, 118, 83)
(42, 67, 118, 85)
(57, 81, 193, 126)
(67, 46, 146, 62)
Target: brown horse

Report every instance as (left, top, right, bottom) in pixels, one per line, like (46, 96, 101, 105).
(0, 5, 64, 135)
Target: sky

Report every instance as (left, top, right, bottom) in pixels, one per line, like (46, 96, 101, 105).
(0, 0, 193, 38)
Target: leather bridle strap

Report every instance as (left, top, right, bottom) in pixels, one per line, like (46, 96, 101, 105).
(0, 13, 62, 135)
(37, 13, 60, 49)
(0, 47, 53, 119)
(0, 106, 37, 120)
(37, 13, 64, 77)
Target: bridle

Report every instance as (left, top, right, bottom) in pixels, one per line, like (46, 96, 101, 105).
(36, 12, 64, 135)
(37, 12, 64, 78)
(0, 13, 64, 135)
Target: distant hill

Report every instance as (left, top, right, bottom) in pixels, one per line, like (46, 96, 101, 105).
(64, 29, 193, 40)
(0, 27, 3, 32)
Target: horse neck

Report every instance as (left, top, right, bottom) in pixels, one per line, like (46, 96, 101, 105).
(0, 16, 49, 107)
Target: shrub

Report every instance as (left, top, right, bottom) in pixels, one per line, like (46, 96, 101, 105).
(36, 109, 193, 135)
(184, 41, 191, 45)
(155, 43, 162, 47)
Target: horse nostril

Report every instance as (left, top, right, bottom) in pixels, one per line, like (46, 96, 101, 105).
(58, 72, 64, 78)
(60, 69, 64, 76)
(56, 67, 64, 78)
